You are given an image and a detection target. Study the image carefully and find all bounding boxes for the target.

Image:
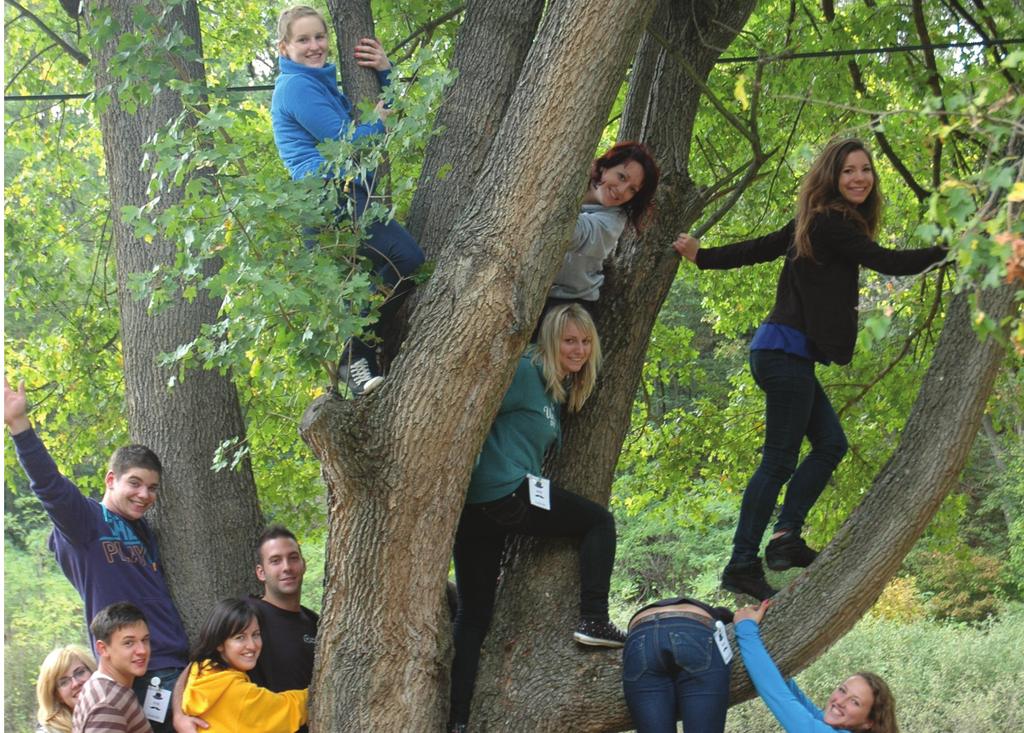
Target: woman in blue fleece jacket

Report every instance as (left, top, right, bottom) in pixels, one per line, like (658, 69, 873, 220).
(271, 5, 424, 396)
(734, 600, 899, 733)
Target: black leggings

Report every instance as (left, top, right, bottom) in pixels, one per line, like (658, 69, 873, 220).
(449, 480, 616, 724)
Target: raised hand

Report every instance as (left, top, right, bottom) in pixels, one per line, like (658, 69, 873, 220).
(3, 377, 31, 434)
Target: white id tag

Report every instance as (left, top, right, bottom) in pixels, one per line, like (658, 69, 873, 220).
(142, 677, 170, 723)
(526, 474, 551, 510)
(713, 621, 733, 664)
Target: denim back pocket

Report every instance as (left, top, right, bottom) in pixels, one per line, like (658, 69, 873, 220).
(621, 632, 648, 683)
(479, 491, 528, 527)
(668, 626, 713, 675)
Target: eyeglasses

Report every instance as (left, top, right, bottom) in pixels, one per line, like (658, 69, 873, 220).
(57, 666, 91, 689)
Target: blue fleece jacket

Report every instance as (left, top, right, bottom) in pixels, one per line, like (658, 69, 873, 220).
(735, 620, 850, 732)
(12, 429, 189, 671)
(271, 57, 390, 181)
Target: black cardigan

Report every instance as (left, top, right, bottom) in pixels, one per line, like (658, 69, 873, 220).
(695, 211, 946, 365)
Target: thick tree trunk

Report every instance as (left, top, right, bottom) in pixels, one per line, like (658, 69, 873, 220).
(731, 283, 1018, 700)
(406, 0, 545, 255)
(89, 0, 263, 637)
(469, 2, 759, 729)
(302, 1, 657, 730)
(326, 0, 381, 109)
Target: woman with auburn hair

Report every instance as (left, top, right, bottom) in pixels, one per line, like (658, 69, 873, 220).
(271, 5, 424, 396)
(735, 600, 899, 733)
(538, 142, 660, 331)
(182, 599, 307, 732)
(35, 645, 96, 733)
(448, 304, 623, 733)
(674, 138, 946, 600)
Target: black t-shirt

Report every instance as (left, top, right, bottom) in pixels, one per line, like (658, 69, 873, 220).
(249, 597, 319, 691)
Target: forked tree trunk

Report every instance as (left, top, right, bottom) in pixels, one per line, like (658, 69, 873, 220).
(469, 2, 758, 729)
(88, 0, 263, 636)
(301, 1, 658, 730)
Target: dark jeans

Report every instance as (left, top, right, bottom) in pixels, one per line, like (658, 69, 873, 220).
(449, 480, 616, 724)
(622, 618, 731, 733)
(131, 666, 181, 733)
(731, 349, 848, 563)
(308, 180, 425, 361)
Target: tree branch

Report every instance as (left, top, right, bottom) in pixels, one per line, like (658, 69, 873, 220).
(388, 4, 465, 63)
(5, 0, 89, 66)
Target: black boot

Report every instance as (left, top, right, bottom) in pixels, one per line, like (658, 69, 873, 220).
(721, 558, 777, 600)
(766, 531, 819, 571)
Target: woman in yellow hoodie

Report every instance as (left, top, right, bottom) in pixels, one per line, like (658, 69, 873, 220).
(183, 598, 307, 732)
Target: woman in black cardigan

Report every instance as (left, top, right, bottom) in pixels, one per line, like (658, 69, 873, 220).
(674, 139, 946, 600)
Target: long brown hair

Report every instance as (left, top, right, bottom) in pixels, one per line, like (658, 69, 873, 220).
(794, 138, 883, 259)
(852, 671, 899, 733)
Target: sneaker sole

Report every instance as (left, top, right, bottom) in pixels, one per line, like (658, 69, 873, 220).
(353, 376, 384, 396)
(573, 632, 624, 648)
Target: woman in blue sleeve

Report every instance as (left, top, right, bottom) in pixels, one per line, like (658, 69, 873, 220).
(673, 139, 946, 599)
(734, 600, 898, 733)
(448, 304, 624, 733)
(271, 5, 425, 396)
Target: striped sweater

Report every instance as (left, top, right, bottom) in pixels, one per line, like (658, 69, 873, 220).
(72, 674, 152, 733)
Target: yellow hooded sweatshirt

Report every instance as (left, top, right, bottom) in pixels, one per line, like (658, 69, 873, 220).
(182, 661, 308, 733)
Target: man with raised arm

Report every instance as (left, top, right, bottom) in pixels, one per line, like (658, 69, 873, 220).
(5, 377, 188, 733)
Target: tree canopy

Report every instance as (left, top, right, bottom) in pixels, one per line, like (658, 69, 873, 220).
(4, 0, 1022, 731)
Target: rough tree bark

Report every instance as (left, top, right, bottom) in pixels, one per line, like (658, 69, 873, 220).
(300, 1, 658, 730)
(406, 0, 545, 254)
(88, 0, 263, 636)
(469, 2, 759, 729)
(326, 0, 382, 115)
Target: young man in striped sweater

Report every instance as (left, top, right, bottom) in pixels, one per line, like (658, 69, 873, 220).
(73, 603, 153, 733)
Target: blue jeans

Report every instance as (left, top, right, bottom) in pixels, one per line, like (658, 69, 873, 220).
(449, 480, 617, 724)
(308, 180, 425, 360)
(622, 617, 731, 732)
(731, 349, 848, 563)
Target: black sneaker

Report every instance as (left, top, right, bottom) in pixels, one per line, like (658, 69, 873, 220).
(342, 357, 384, 396)
(573, 618, 626, 648)
(766, 532, 819, 571)
(721, 559, 778, 600)
(448, 724, 467, 733)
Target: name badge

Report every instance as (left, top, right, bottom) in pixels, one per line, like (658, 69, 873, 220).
(143, 677, 170, 722)
(713, 621, 733, 664)
(527, 474, 551, 510)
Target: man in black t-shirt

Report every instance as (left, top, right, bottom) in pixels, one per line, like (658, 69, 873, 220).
(249, 525, 319, 694)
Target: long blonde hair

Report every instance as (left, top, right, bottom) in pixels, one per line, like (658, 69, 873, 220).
(533, 304, 602, 413)
(794, 138, 883, 259)
(36, 645, 97, 733)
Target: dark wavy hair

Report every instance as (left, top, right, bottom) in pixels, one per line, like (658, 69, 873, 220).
(794, 138, 883, 259)
(589, 141, 660, 232)
(190, 599, 260, 671)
